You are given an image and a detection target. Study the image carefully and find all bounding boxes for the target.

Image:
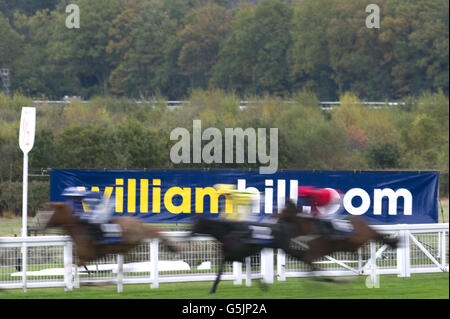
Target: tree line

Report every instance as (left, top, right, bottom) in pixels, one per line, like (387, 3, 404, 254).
(0, 0, 448, 100)
(0, 90, 448, 216)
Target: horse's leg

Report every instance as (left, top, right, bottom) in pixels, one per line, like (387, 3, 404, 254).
(301, 238, 338, 282)
(210, 259, 225, 294)
(83, 265, 91, 276)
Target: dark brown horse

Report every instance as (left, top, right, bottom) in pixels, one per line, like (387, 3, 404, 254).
(278, 200, 400, 277)
(45, 202, 179, 268)
(191, 215, 304, 293)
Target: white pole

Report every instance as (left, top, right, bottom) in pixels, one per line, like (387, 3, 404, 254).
(117, 254, 124, 293)
(260, 248, 274, 284)
(21, 153, 28, 292)
(22, 153, 28, 238)
(277, 249, 286, 281)
(245, 257, 252, 286)
(370, 241, 377, 286)
(150, 239, 159, 288)
(64, 241, 73, 291)
(441, 231, 447, 270)
(233, 261, 242, 285)
(19, 106, 36, 293)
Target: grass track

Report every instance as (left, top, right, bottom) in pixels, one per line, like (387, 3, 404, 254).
(0, 273, 448, 299)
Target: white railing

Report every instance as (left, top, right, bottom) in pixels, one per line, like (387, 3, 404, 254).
(31, 99, 405, 110)
(0, 224, 447, 292)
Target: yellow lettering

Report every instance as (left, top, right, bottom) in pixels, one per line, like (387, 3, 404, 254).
(152, 179, 161, 213)
(116, 179, 124, 213)
(164, 187, 191, 214)
(128, 179, 136, 213)
(195, 187, 231, 213)
(140, 179, 148, 213)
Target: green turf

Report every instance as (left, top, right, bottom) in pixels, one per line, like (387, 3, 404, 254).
(0, 273, 448, 299)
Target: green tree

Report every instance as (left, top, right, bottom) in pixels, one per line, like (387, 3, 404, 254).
(0, 0, 59, 20)
(326, 0, 393, 99)
(212, 0, 293, 96)
(12, 10, 70, 98)
(177, 3, 232, 89)
(0, 13, 24, 93)
(47, 0, 125, 97)
(114, 119, 167, 169)
(54, 125, 118, 169)
(289, 0, 338, 99)
(29, 127, 56, 170)
(380, 0, 449, 97)
(367, 142, 401, 169)
(108, 0, 186, 98)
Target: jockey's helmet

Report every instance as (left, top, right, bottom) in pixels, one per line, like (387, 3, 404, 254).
(62, 186, 87, 198)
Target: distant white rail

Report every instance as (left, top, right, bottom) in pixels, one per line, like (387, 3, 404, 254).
(31, 99, 406, 110)
(0, 224, 447, 291)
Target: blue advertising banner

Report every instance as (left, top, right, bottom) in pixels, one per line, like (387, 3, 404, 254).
(50, 169, 439, 225)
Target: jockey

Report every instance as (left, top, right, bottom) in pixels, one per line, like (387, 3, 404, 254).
(214, 184, 259, 222)
(61, 187, 121, 243)
(297, 186, 345, 236)
(214, 184, 274, 245)
(61, 187, 101, 214)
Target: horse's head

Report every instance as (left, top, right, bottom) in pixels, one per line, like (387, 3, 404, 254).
(45, 202, 73, 228)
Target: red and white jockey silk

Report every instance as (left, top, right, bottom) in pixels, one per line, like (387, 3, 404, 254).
(298, 186, 342, 217)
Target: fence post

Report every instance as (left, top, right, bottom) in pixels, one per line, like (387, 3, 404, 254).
(369, 241, 378, 286)
(441, 231, 447, 270)
(397, 230, 411, 277)
(233, 261, 242, 285)
(117, 254, 124, 293)
(21, 242, 27, 292)
(150, 239, 159, 289)
(64, 240, 73, 291)
(260, 248, 274, 284)
(357, 247, 362, 274)
(277, 249, 286, 281)
(245, 257, 252, 286)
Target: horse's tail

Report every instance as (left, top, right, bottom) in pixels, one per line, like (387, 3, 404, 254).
(381, 235, 400, 249)
(154, 230, 180, 253)
(350, 216, 400, 249)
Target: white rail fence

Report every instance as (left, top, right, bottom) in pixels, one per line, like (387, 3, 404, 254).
(0, 224, 447, 292)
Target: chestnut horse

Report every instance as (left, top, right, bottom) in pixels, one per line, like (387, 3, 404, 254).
(45, 202, 179, 269)
(278, 200, 400, 277)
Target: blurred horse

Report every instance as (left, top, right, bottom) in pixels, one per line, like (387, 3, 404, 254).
(45, 202, 179, 278)
(278, 200, 400, 279)
(191, 216, 303, 293)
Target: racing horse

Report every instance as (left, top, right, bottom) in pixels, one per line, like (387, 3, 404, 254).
(190, 215, 304, 294)
(45, 202, 179, 282)
(278, 199, 400, 279)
